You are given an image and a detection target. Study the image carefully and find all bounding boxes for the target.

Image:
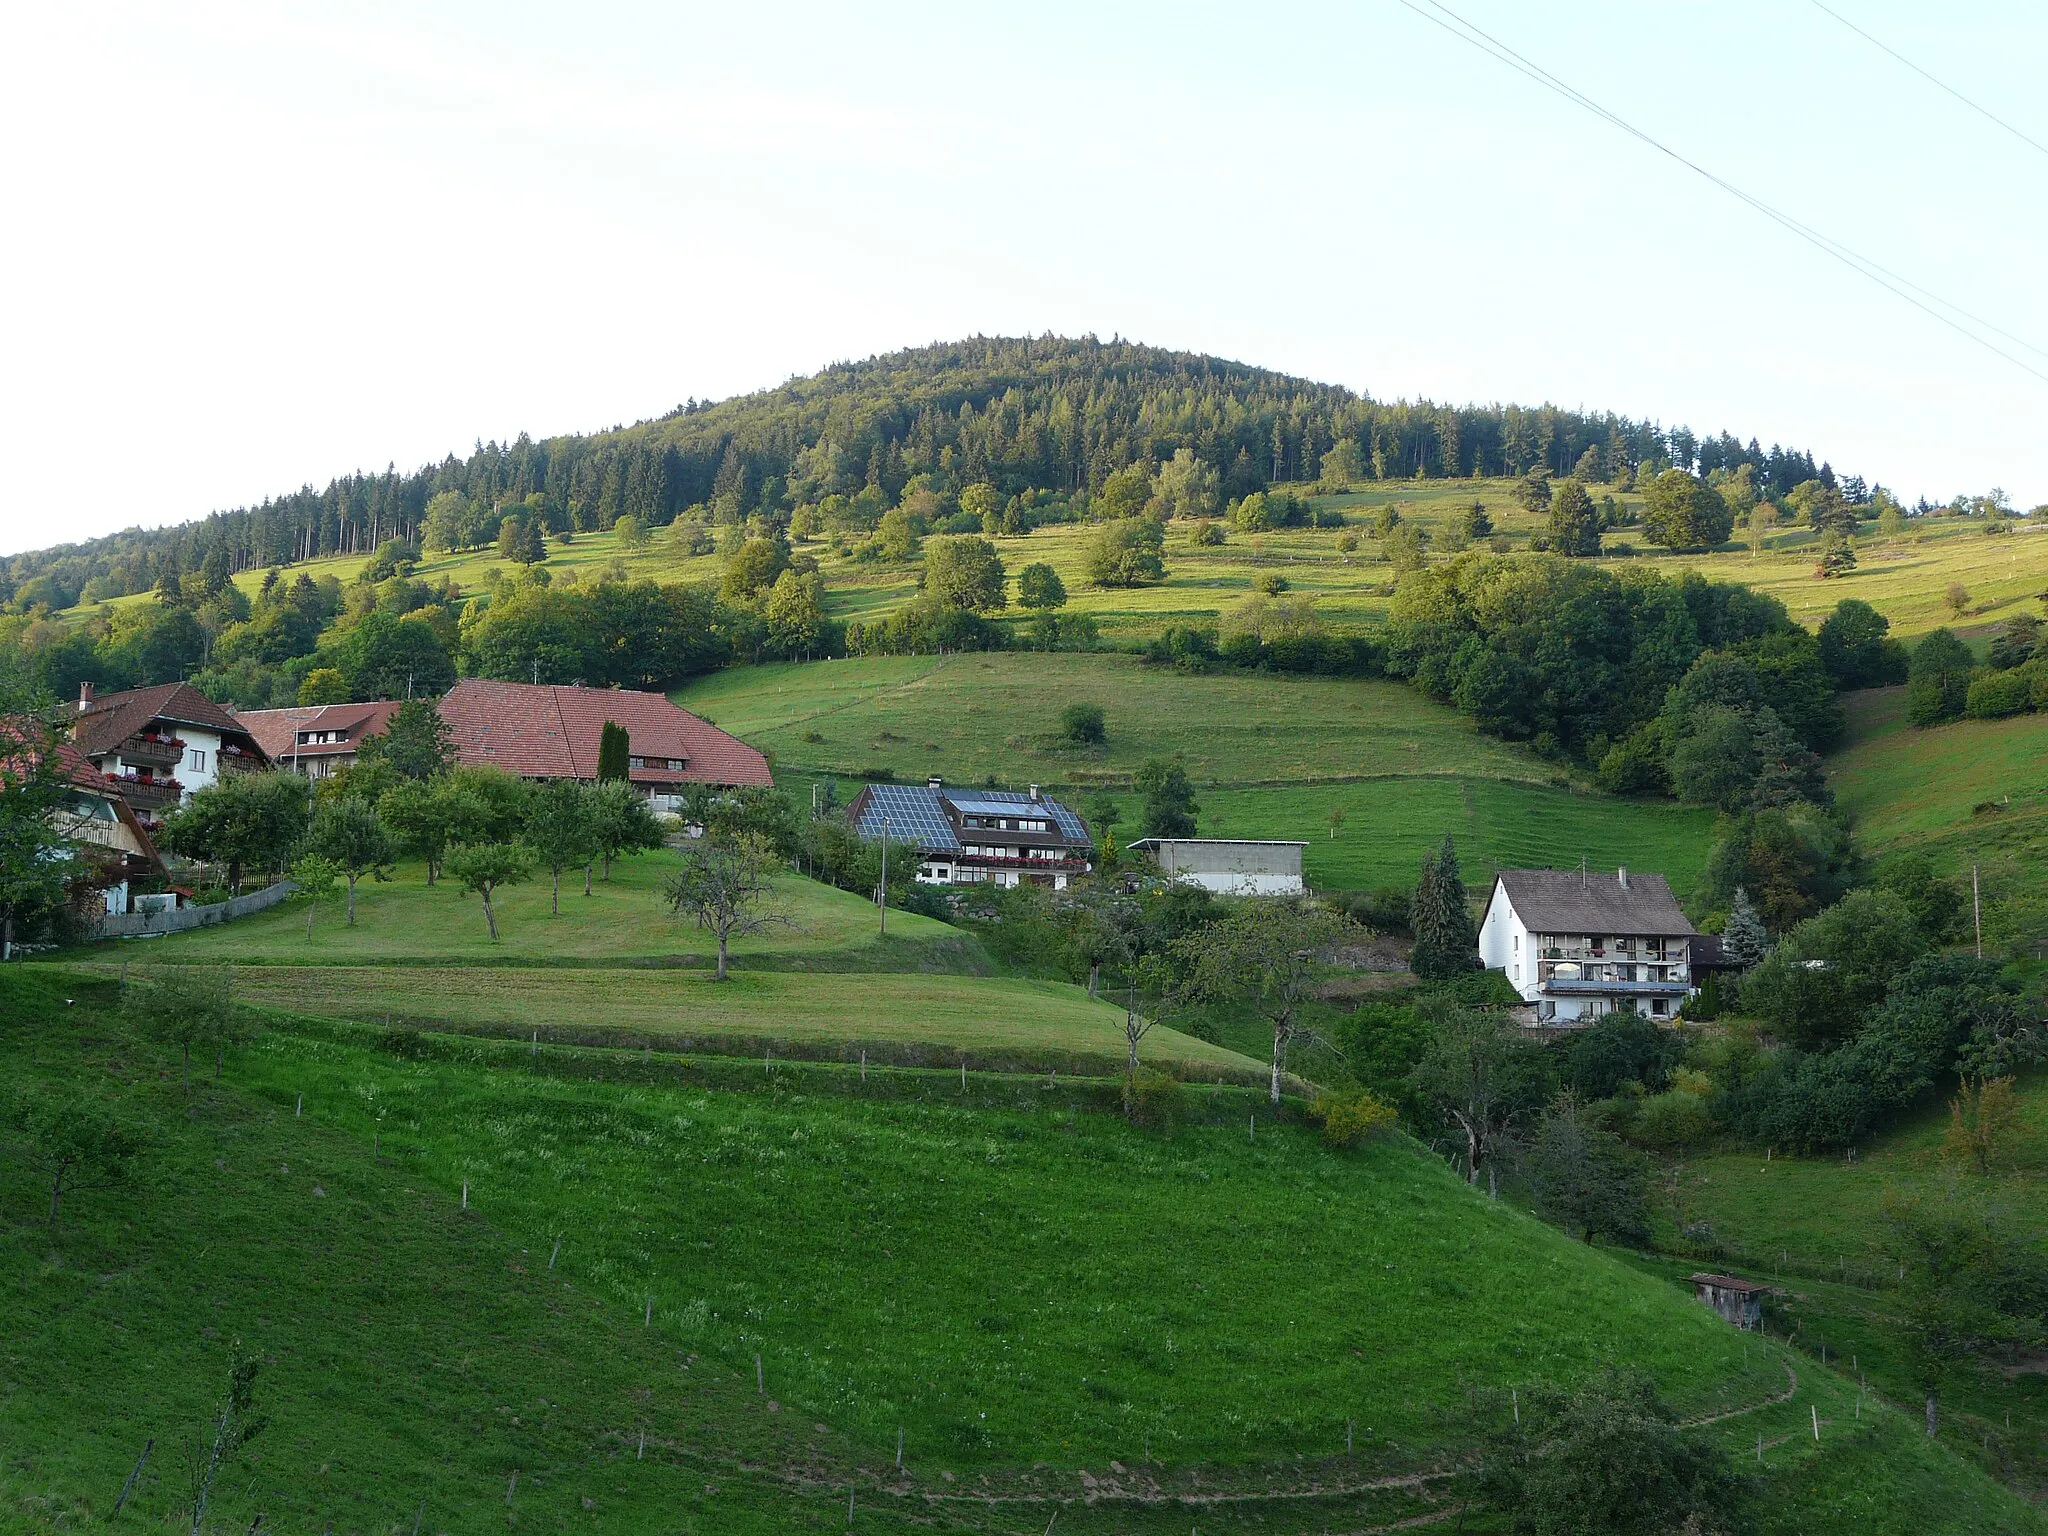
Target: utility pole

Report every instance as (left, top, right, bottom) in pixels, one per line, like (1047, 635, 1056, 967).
(1973, 864, 1983, 959)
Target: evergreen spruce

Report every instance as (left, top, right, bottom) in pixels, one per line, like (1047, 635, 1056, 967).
(1721, 887, 1769, 968)
(596, 720, 631, 782)
(1410, 834, 1478, 979)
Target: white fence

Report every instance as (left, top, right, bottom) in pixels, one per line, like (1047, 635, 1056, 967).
(94, 880, 296, 939)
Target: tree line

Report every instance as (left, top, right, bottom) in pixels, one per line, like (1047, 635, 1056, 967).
(3, 335, 1858, 614)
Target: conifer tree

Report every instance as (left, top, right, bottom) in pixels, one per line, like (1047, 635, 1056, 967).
(1410, 834, 1477, 980)
(596, 721, 630, 781)
(1722, 887, 1768, 968)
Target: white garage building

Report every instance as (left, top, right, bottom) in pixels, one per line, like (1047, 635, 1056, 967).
(1128, 837, 1307, 897)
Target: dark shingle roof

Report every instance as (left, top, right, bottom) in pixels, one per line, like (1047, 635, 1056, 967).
(1492, 868, 1695, 936)
(73, 684, 264, 761)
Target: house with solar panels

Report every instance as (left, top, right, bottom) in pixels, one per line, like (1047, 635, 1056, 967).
(847, 778, 1094, 889)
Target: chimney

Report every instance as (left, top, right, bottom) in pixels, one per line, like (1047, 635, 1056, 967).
(1617, 866, 1630, 891)
(1028, 783, 1041, 802)
(77, 681, 95, 715)
(927, 775, 943, 789)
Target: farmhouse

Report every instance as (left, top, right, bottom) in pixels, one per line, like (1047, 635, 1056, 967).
(1690, 1273, 1770, 1330)
(1477, 867, 1697, 1025)
(848, 778, 1092, 889)
(70, 682, 269, 828)
(234, 701, 402, 780)
(1126, 837, 1307, 896)
(437, 679, 772, 809)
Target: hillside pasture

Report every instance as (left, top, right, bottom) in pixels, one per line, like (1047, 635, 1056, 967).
(221, 966, 1258, 1076)
(1193, 778, 1716, 897)
(675, 651, 1542, 789)
(122, 856, 969, 969)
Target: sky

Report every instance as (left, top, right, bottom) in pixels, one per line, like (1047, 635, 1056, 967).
(5, 0, 2048, 557)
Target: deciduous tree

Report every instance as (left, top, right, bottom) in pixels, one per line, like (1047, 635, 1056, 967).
(299, 797, 393, 924)
(664, 832, 788, 979)
(446, 841, 532, 941)
(1174, 899, 1351, 1103)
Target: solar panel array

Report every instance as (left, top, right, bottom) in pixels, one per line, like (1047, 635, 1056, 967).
(852, 783, 961, 852)
(848, 784, 1092, 851)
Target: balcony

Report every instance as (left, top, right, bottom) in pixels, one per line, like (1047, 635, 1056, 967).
(1541, 978, 1692, 998)
(118, 731, 187, 768)
(107, 774, 182, 811)
(217, 745, 263, 775)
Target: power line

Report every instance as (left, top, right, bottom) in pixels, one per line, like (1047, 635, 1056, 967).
(1805, 0, 2048, 162)
(1392, 0, 2048, 387)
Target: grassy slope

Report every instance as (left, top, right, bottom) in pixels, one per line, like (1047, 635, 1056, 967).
(70, 478, 2045, 645)
(121, 855, 963, 967)
(10, 968, 2034, 1534)
(680, 652, 1716, 898)
(225, 967, 1256, 1075)
(1828, 687, 2048, 865)
(101, 856, 1250, 1076)
(1643, 1073, 2048, 1500)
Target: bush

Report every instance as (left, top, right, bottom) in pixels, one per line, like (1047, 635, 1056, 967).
(1965, 668, 2033, 719)
(1126, 1067, 1187, 1130)
(1333, 886, 1410, 936)
(1252, 572, 1289, 595)
(1310, 1087, 1397, 1148)
(1143, 625, 1219, 673)
(1059, 703, 1107, 746)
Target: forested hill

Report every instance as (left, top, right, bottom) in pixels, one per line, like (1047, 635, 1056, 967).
(4, 335, 1846, 606)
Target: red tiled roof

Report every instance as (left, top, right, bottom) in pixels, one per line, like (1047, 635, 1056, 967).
(437, 680, 772, 788)
(73, 683, 266, 762)
(0, 725, 167, 875)
(234, 701, 403, 761)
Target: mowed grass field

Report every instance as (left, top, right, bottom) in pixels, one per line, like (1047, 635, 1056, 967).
(223, 967, 1257, 1075)
(1196, 778, 1715, 896)
(125, 853, 965, 968)
(17, 966, 2031, 1536)
(72, 476, 2047, 648)
(678, 651, 1539, 788)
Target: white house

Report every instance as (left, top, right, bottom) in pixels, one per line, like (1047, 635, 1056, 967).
(1127, 837, 1307, 896)
(1478, 867, 1696, 1025)
(72, 682, 270, 830)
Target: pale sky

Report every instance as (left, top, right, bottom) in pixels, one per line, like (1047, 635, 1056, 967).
(6, 1, 2047, 557)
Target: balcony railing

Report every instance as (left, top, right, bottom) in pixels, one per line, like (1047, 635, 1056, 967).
(118, 732, 186, 767)
(218, 746, 262, 774)
(108, 775, 182, 809)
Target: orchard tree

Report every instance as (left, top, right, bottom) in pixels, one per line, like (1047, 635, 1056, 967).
(446, 841, 533, 941)
(1174, 899, 1351, 1103)
(1408, 999, 1543, 1196)
(0, 704, 76, 961)
(290, 854, 340, 940)
(300, 797, 393, 924)
(589, 779, 666, 879)
(9, 1086, 139, 1226)
(378, 777, 489, 885)
(127, 966, 248, 1095)
(157, 770, 312, 893)
(664, 832, 788, 979)
(522, 779, 598, 915)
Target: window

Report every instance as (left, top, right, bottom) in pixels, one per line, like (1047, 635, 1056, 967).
(187, 749, 207, 772)
(1512, 933, 1519, 952)
(629, 756, 646, 770)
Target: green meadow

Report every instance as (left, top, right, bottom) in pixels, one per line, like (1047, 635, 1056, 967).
(10, 966, 2032, 1534)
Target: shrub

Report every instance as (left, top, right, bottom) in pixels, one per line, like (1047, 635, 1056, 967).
(1189, 520, 1226, 547)
(1965, 669, 2033, 719)
(1253, 572, 1289, 595)
(1310, 1088, 1397, 1148)
(1126, 1067, 1187, 1130)
(1059, 703, 1107, 746)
